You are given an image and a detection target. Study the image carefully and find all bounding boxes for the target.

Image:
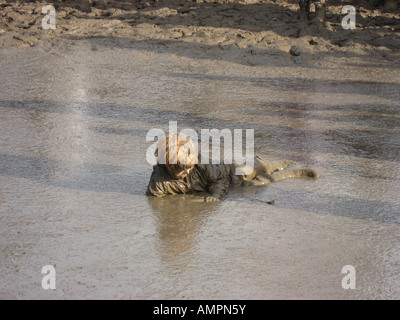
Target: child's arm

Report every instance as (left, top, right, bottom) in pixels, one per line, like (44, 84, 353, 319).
(146, 166, 188, 197)
(202, 164, 231, 202)
(146, 179, 168, 197)
(147, 179, 189, 197)
(205, 179, 230, 202)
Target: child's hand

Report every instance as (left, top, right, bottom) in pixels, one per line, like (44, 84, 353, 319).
(204, 196, 220, 202)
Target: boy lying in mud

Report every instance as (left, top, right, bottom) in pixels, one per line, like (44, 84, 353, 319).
(146, 134, 319, 202)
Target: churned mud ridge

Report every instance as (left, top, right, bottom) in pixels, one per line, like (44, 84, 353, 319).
(0, 0, 399, 65)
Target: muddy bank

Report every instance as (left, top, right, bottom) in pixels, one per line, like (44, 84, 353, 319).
(1, 0, 400, 66)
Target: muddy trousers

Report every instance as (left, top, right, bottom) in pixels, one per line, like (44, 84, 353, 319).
(239, 156, 319, 184)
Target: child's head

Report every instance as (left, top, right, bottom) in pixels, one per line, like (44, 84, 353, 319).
(156, 133, 197, 179)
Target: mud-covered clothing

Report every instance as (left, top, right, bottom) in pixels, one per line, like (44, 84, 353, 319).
(146, 156, 318, 199)
(146, 163, 244, 199)
(146, 157, 267, 199)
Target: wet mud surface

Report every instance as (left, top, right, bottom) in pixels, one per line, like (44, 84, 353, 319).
(1, 0, 400, 299)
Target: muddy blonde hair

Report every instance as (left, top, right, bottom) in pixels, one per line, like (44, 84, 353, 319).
(155, 133, 198, 171)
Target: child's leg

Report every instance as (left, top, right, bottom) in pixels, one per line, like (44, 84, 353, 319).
(239, 156, 287, 180)
(270, 168, 319, 182)
(241, 155, 318, 182)
(240, 156, 269, 181)
(244, 172, 273, 186)
(262, 159, 297, 175)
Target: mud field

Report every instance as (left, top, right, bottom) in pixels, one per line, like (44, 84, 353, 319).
(1, 0, 400, 299)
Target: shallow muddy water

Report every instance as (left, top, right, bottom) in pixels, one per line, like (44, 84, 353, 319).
(0, 40, 400, 299)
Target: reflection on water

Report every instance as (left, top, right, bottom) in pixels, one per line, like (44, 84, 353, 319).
(149, 195, 216, 269)
(0, 41, 399, 299)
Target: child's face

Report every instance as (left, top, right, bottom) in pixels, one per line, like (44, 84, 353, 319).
(168, 166, 194, 179)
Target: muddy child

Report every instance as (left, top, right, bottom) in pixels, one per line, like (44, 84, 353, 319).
(146, 134, 319, 202)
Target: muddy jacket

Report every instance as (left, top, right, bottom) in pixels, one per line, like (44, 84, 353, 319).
(146, 162, 244, 199)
